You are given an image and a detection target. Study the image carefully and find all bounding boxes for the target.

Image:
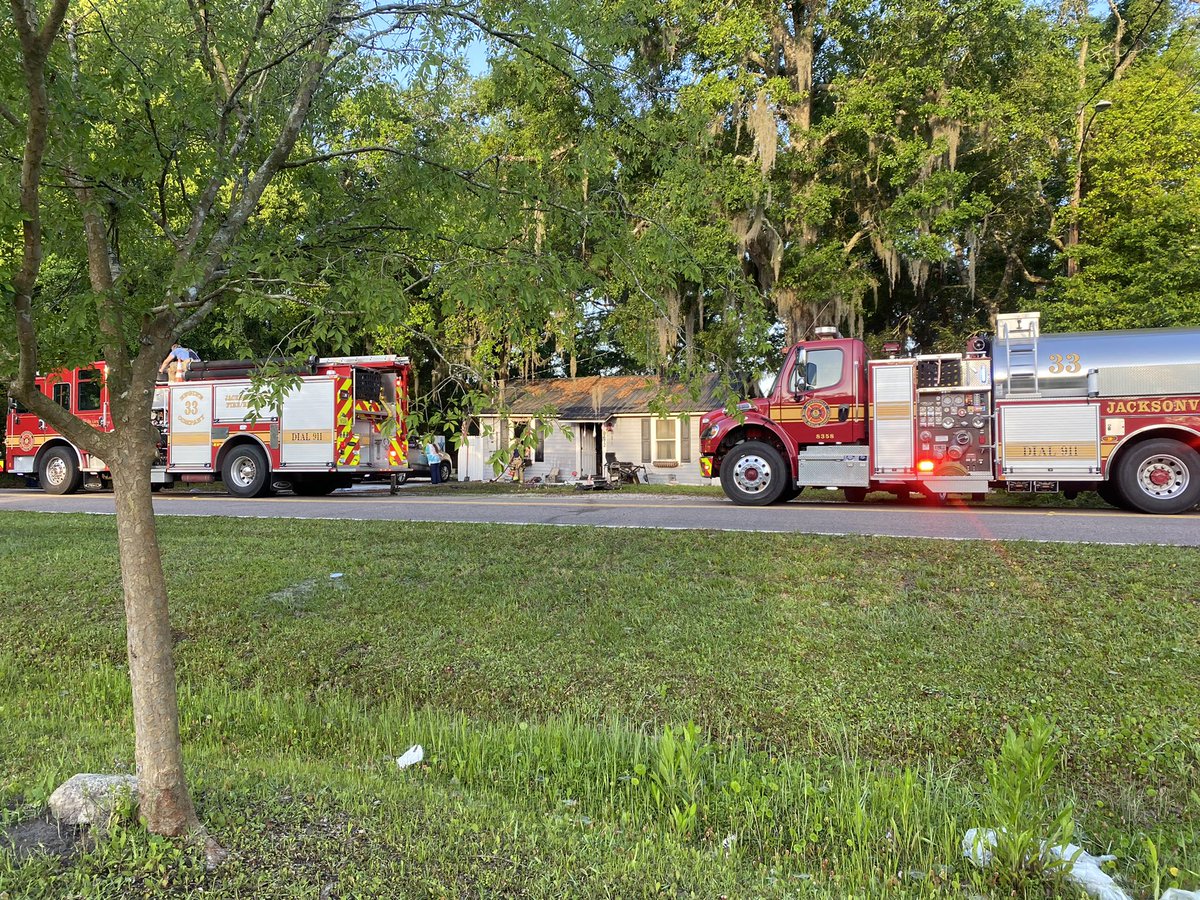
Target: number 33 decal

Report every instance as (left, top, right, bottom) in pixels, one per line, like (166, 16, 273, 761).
(1048, 353, 1081, 374)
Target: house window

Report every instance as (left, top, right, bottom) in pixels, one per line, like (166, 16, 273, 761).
(650, 417, 683, 467)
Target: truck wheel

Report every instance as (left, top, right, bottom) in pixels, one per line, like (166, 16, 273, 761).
(222, 444, 271, 498)
(777, 484, 803, 503)
(842, 487, 868, 503)
(1116, 438, 1200, 514)
(39, 447, 82, 495)
(720, 441, 787, 506)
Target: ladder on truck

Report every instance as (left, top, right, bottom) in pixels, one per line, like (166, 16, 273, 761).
(996, 312, 1041, 397)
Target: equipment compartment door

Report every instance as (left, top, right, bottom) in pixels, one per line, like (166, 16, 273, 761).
(998, 402, 1100, 477)
(169, 384, 213, 468)
(870, 363, 916, 475)
(280, 379, 336, 468)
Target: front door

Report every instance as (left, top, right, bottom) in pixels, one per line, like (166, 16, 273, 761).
(577, 423, 597, 477)
(773, 342, 864, 447)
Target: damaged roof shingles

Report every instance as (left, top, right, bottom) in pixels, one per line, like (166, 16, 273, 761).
(486, 374, 726, 421)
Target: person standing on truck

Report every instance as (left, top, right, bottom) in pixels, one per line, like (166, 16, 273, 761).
(424, 437, 443, 485)
(159, 342, 200, 382)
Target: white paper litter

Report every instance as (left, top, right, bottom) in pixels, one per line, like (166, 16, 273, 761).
(1160, 892, 1200, 900)
(395, 745, 424, 770)
(963, 828, 1130, 900)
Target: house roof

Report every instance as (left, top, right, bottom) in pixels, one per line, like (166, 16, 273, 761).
(486, 374, 728, 420)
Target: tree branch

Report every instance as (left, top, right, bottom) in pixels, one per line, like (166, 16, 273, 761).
(0, 100, 21, 128)
(8, 0, 73, 411)
(172, 0, 343, 337)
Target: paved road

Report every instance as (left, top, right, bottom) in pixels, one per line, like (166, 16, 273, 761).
(2, 487, 1198, 546)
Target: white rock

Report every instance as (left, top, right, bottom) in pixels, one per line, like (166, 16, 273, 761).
(395, 745, 424, 770)
(48, 774, 138, 826)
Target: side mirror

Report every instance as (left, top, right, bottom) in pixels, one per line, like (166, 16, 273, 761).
(789, 353, 809, 397)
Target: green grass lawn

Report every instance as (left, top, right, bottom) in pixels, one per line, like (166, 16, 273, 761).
(0, 511, 1197, 897)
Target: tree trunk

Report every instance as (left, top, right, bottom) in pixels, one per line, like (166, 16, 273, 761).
(109, 448, 199, 837)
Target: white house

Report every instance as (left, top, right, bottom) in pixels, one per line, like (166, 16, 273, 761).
(458, 374, 727, 485)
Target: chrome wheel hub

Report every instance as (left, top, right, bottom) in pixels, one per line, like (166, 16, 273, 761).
(1136, 454, 1189, 499)
(733, 454, 772, 494)
(45, 456, 68, 486)
(232, 456, 258, 488)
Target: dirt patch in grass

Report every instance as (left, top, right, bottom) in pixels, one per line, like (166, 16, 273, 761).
(0, 812, 86, 864)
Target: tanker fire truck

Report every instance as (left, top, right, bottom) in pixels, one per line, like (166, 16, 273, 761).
(4, 355, 411, 497)
(698, 313, 1200, 514)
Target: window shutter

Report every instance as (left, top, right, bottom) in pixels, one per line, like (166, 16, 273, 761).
(641, 418, 651, 463)
(680, 416, 691, 463)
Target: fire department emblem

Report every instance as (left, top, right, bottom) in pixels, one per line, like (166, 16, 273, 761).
(177, 390, 205, 426)
(801, 398, 831, 427)
(18, 431, 35, 452)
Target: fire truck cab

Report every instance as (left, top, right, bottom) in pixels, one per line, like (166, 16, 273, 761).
(5, 356, 412, 497)
(699, 313, 1200, 514)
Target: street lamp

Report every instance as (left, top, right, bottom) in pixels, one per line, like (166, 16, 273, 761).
(1066, 99, 1113, 277)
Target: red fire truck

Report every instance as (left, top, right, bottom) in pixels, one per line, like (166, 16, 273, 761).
(5, 356, 411, 496)
(699, 312, 1200, 514)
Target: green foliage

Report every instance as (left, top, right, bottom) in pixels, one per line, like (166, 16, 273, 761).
(979, 717, 1076, 892)
(1046, 41, 1200, 332)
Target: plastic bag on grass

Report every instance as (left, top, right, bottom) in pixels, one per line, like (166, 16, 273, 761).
(963, 828, 1130, 900)
(395, 745, 424, 770)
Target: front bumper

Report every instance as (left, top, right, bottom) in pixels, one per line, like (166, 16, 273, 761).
(699, 455, 713, 478)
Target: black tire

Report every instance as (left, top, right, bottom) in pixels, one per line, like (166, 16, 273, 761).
(1095, 480, 1131, 510)
(1115, 438, 1200, 515)
(776, 484, 803, 503)
(39, 446, 82, 495)
(720, 440, 788, 506)
(842, 487, 869, 503)
(221, 444, 271, 498)
(393, 471, 409, 486)
(439, 461, 452, 483)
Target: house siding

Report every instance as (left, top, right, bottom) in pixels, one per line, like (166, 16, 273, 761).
(462, 412, 711, 485)
(607, 415, 706, 484)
